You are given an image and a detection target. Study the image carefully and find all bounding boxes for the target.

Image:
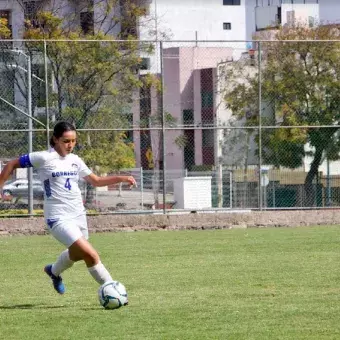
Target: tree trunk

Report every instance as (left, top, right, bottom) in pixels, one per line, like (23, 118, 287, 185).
(304, 147, 323, 207)
(57, 84, 63, 120)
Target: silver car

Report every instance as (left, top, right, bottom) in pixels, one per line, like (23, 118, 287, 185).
(2, 179, 44, 199)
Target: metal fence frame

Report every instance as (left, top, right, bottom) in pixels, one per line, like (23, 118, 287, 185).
(0, 39, 339, 215)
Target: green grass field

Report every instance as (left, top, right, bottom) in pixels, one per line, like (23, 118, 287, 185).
(1, 226, 340, 339)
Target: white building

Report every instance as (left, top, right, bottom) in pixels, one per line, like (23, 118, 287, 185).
(140, 0, 248, 41)
(254, 0, 340, 31)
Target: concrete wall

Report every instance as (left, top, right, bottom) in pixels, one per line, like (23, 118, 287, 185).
(1, 210, 340, 236)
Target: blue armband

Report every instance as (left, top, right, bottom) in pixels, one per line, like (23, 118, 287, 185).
(19, 154, 33, 168)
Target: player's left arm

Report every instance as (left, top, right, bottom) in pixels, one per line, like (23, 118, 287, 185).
(84, 173, 137, 188)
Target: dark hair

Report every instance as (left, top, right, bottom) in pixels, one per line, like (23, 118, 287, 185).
(50, 121, 76, 147)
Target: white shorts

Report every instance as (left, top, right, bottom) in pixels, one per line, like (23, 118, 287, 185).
(47, 214, 89, 247)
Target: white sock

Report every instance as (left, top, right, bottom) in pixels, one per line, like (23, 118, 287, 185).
(51, 250, 74, 277)
(88, 262, 113, 285)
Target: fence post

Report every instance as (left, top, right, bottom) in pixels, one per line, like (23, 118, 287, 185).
(258, 41, 263, 211)
(140, 167, 144, 210)
(44, 40, 50, 149)
(27, 55, 33, 215)
(326, 158, 331, 206)
(229, 171, 233, 209)
(217, 164, 223, 208)
(160, 41, 166, 214)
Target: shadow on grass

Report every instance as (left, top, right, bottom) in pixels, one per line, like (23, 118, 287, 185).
(0, 304, 68, 310)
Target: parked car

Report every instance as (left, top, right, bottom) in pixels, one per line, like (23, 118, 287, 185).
(2, 179, 44, 199)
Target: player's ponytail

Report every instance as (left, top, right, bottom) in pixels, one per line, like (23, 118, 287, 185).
(50, 121, 76, 147)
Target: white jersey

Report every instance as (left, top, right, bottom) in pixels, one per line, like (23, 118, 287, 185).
(19, 149, 92, 223)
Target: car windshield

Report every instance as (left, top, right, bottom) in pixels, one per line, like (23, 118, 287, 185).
(4, 180, 14, 185)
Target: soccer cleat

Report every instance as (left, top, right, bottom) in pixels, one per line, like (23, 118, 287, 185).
(44, 264, 65, 295)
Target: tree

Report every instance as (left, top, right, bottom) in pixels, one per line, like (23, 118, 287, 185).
(23, 10, 149, 126)
(223, 23, 340, 206)
(0, 1, 155, 166)
(75, 107, 136, 173)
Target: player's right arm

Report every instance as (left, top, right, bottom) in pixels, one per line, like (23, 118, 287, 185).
(0, 159, 21, 188)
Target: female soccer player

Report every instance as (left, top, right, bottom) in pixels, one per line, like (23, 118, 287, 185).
(0, 121, 136, 294)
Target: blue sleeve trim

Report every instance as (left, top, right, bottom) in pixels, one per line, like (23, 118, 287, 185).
(19, 154, 33, 168)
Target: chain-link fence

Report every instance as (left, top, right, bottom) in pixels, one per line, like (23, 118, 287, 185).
(1, 39, 340, 216)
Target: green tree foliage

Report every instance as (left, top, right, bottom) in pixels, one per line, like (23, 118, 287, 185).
(77, 132, 135, 174)
(24, 8, 149, 128)
(73, 107, 136, 173)
(224, 23, 340, 205)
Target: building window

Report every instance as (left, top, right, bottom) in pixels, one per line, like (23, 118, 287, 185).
(202, 130, 214, 147)
(0, 10, 10, 22)
(140, 81, 151, 118)
(202, 130, 215, 166)
(24, 1, 40, 19)
(124, 130, 133, 143)
(201, 92, 213, 108)
(139, 58, 150, 70)
(183, 109, 194, 125)
(286, 10, 295, 27)
(119, 0, 138, 39)
(184, 130, 195, 170)
(223, 22, 231, 30)
(0, 10, 11, 37)
(308, 16, 315, 28)
(80, 11, 94, 35)
(223, 0, 241, 5)
(123, 113, 133, 143)
(24, 1, 43, 28)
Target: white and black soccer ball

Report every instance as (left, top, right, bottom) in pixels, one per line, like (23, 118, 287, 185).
(98, 281, 128, 310)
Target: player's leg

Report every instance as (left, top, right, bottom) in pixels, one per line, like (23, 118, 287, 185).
(69, 214, 113, 285)
(50, 249, 74, 276)
(68, 237, 113, 285)
(44, 219, 84, 294)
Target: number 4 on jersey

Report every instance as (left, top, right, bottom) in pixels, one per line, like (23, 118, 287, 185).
(64, 178, 72, 190)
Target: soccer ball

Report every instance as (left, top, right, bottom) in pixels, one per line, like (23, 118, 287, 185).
(98, 281, 128, 310)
